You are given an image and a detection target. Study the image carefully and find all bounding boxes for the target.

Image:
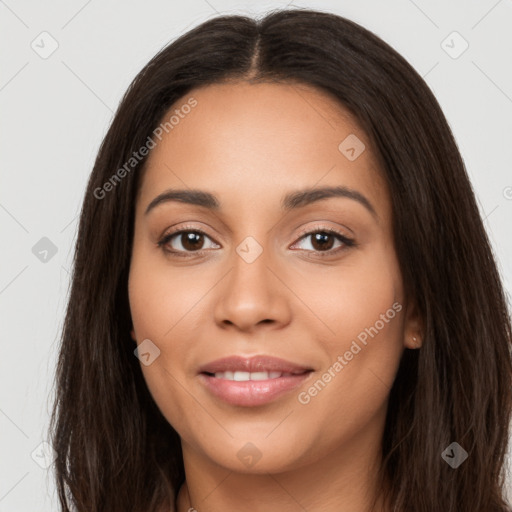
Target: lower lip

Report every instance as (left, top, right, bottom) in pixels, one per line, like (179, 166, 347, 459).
(198, 372, 312, 407)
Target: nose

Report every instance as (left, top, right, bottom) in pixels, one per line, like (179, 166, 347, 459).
(213, 244, 292, 333)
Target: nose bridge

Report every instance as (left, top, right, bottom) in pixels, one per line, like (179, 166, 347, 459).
(232, 235, 272, 291)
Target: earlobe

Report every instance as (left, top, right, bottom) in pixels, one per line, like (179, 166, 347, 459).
(403, 300, 424, 349)
(406, 335, 422, 349)
(130, 329, 137, 343)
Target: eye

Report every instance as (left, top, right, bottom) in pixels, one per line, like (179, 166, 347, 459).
(157, 226, 220, 256)
(157, 224, 356, 258)
(291, 227, 356, 256)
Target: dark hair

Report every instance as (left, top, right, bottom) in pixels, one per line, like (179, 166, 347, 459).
(49, 7, 512, 512)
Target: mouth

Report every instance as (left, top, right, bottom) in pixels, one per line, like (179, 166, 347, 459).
(202, 369, 310, 381)
(197, 355, 314, 407)
(198, 354, 314, 375)
(198, 370, 313, 407)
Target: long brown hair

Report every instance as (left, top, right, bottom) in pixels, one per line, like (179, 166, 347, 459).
(49, 8, 512, 511)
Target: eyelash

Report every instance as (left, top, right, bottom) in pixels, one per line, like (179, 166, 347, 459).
(157, 224, 357, 259)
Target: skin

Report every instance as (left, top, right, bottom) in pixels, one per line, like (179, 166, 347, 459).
(128, 81, 423, 512)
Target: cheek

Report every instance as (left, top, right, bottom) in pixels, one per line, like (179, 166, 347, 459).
(292, 246, 404, 436)
(128, 244, 206, 343)
(291, 244, 403, 351)
(128, 248, 216, 409)
(128, 256, 202, 437)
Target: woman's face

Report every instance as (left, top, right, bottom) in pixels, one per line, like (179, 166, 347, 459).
(128, 81, 420, 475)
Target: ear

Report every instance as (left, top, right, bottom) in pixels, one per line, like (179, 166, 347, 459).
(130, 328, 137, 343)
(403, 300, 423, 349)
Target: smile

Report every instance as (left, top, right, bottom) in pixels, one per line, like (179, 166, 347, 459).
(198, 370, 313, 407)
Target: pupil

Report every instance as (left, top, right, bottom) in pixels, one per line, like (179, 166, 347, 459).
(312, 232, 334, 251)
(182, 232, 203, 251)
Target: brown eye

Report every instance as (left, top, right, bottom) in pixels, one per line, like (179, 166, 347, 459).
(158, 229, 220, 254)
(177, 232, 205, 251)
(309, 232, 336, 251)
(292, 228, 355, 254)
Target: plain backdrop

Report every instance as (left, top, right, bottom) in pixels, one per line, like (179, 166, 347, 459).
(1, 0, 511, 509)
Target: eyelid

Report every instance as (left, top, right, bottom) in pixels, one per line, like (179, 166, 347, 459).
(293, 223, 352, 243)
(157, 223, 219, 248)
(290, 223, 356, 254)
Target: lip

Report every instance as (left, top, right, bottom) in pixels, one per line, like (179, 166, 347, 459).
(198, 372, 312, 407)
(198, 355, 314, 407)
(198, 355, 313, 374)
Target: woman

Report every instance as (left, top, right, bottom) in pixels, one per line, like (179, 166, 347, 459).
(49, 8, 512, 512)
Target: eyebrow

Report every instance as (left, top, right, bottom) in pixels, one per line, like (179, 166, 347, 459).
(145, 185, 378, 221)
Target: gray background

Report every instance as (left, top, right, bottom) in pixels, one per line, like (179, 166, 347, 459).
(1, 0, 511, 509)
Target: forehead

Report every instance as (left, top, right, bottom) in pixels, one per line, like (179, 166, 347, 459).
(137, 81, 389, 220)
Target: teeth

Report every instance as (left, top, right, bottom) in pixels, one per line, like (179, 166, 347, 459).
(246, 371, 268, 381)
(212, 371, 293, 381)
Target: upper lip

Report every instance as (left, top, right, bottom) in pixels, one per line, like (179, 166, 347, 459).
(198, 355, 313, 375)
